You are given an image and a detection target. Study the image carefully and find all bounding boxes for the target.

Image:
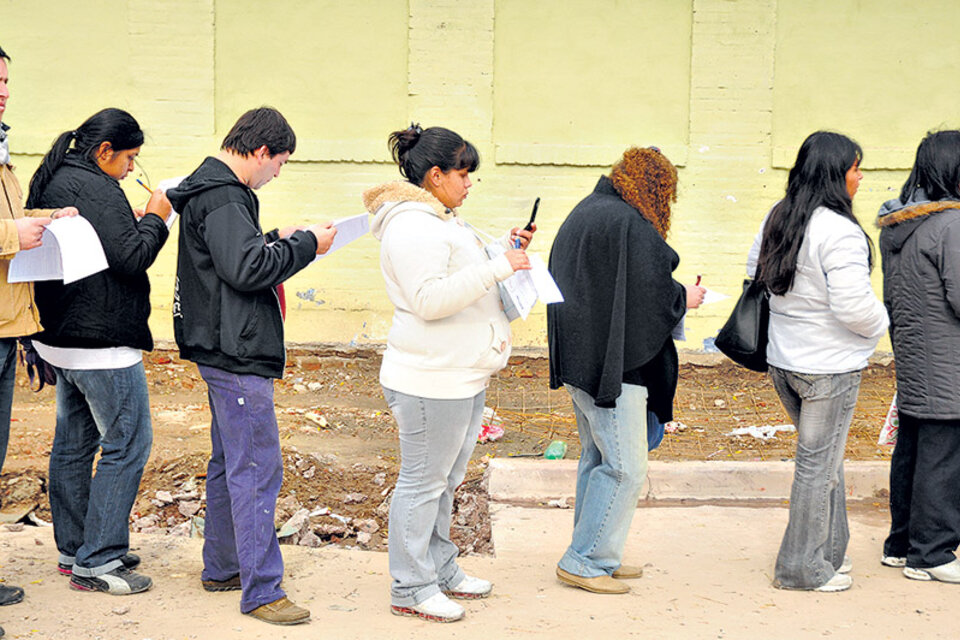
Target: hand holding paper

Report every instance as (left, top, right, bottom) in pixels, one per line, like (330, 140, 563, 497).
(8, 216, 108, 284)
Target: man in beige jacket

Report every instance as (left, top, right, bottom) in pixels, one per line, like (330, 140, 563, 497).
(0, 44, 75, 621)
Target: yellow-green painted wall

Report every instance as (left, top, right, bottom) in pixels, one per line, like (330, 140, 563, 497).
(5, 0, 959, 350)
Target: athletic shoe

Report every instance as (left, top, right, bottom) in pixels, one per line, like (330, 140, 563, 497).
(58, 553, 141, 576)
(202, 574, 242, 592)
(813, 573, 853, 592)
(0, 584, 24, 606)
(903, 559, 960, 583)
(69, 567, 153, 595)
(881, 555, 907, 568)
(391, 592, 464, 623)
(838, 556, 852, 574)
(443, 575, 492, 599)
(246, 596, 310, 625)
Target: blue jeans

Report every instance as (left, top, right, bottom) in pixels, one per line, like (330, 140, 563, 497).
(0, 338, 17, 474)
(558, 383, 648, 578)
(769, 366, 860, 589)
(198, 365, 286, 613)
(49, 362, 152, 576)
(383, 387, 484, 607)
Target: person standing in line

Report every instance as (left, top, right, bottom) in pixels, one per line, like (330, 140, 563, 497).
(363, 124, 533, 622)
(548, 146, 704, 595)
(27, 108, 172, 595)
(0, 43, 77, 633)
(877, 130, 960, 584)
(168, 107, 336, 626)
(749, 131, 888, 592)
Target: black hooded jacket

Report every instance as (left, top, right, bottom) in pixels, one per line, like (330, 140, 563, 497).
(547, 176, 687, 421)
(168, 157, 317, 378)
(878, 194, 960, 420)
(30, 154, 168, 350)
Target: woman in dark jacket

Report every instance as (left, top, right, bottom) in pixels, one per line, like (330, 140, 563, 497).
(548, 147, 704, 594)
(26, 108, 171, 595)
(877, 129, 960, 584)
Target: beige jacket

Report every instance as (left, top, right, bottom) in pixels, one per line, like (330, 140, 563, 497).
(0, 163, 55, 338)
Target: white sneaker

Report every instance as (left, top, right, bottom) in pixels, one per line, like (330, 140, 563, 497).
(443, 574, 492, 599)
(903, 559, 960, 584)
(391, 592, 465, 623)
(813, 573, 853, 592)
(881, 555, 906, 568)
(838, 556, 852, 574)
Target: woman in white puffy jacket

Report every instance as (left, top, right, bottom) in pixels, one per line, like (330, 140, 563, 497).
(748, 131, 888, 593)
(362, 124, 533, 623)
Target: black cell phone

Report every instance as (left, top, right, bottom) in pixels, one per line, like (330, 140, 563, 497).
(524, 197, 540, 231)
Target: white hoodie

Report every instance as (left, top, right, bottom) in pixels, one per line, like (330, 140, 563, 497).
(363, 181, 515, 398)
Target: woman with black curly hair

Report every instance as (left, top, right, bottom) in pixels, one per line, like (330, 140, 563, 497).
(548, 146, 704, 594)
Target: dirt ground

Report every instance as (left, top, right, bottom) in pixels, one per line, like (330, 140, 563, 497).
(0, 347, 897, 555)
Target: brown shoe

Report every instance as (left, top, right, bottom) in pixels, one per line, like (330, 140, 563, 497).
(246, 596, 311, 625)
(201, 575, 242, 592)
(556, 567, 629, 594)
(612, 564, 643, 579)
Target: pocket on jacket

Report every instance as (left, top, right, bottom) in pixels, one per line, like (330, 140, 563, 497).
(473, 320, 510, 370)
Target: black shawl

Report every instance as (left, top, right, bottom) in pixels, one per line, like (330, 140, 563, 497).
(547, 176, 687, 420)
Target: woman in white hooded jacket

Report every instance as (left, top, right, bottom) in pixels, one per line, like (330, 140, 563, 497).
(362, 124, 533, 623)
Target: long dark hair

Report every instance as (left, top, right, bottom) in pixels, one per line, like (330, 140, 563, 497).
(388, 123, 479, 186)
(899, 130, 960, 203)
(758, 131, 871, 295)
(27, 108, 144, 207)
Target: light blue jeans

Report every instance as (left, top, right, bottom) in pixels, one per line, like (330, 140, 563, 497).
(383, 387, 485, 607)
(49, 362, 152, 576)
(558, 383, 648, 578)
(769, 366, 860, 589)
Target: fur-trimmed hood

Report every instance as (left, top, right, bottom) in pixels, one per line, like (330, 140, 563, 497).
(362, 181, 453, 240)
(877, 192, 960, 252)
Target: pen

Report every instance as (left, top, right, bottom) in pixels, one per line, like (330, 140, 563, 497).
(696, 274, 702, 286)
(514, 237, 522, 249)
(135, 178, 153, 194)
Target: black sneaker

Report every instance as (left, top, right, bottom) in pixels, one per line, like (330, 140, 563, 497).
(69, 567, 153, 595)
(0, 584, 24, 606)
(58, 553, 141, 576)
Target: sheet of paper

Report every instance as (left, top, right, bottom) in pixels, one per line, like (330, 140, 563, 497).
(701, 287, 730, 305)
(157, 176, 186, 229)
(672, 314, 686, 341)
(499, 269, 538, 321)
(8, 216, 108, 284)
(314, 213, 370, 260)
(528, 253, 563, 304)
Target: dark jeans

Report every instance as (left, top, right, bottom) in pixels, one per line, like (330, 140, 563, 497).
(769, 366, 860, 589)
(884, 413, 960, 568)
(49, 363, 152, 575)
(0, 338, 17, 474)
(198, 365, 285, 614)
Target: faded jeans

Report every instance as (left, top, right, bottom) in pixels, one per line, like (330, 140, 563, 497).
(383, 387, 484, 607)
(49, 362, 152, 575)
(558, 383, 648, 578)
(769, 366, 861, 589)
(0, 338, 17, 474)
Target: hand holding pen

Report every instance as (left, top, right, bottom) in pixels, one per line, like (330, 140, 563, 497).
(686, 273, 706, 309)
(135, 178, 173, 221)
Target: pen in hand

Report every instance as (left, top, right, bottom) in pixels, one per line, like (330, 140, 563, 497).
(135, 178, 153, 195)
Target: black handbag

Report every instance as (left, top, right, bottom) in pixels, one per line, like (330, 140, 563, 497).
(17, 338, 57, 391)
(715, 277, 770, 372)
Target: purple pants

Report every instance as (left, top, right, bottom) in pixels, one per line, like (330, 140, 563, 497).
(198, 365, 285, 613)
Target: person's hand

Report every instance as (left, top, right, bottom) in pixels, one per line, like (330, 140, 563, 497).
(145, 189, 173, 221)
(278, 225, 308, 239)
(308, 222, 337, 255)
(510, 224, 536, 249)
(504, 248, 531, 272)
(685, 284, 706, 309)
(50, 207, 79, 219)
(15, 217, 52, 251)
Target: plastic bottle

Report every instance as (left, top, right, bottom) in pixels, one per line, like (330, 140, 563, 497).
(543, 440, 567, 460)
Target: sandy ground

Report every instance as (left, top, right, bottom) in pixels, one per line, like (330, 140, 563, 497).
(0, 502, 955, 640)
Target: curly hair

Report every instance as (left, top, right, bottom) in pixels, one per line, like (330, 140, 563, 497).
(609, 147, 678, 239)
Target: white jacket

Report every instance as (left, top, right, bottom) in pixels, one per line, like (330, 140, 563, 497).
(747, 206, 889, 374)
(363, 181, 515, 398)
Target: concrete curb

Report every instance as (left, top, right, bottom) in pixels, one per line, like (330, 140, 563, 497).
(486, 458, 890, 503)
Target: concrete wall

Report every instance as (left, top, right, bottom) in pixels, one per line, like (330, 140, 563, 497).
(5, 0, 959, 348)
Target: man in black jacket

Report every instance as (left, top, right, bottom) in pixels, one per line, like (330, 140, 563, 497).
(168, 107, 335, 626)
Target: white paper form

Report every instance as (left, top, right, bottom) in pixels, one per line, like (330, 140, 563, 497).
(499, 252, 564, 320)
(156, 176, 185, 229)
(701, 287, 730, 305)
(8, 216, 108, 284)
(314, 213, 370, 260)
(528, 253, 563, 304)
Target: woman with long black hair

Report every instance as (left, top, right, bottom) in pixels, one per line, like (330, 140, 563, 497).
(878, 130, 960, 584)
(26, 108, 171, 595)
(748, 131, 888, 592)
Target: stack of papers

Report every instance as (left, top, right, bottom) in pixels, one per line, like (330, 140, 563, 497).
(8, 216, 108, 284)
